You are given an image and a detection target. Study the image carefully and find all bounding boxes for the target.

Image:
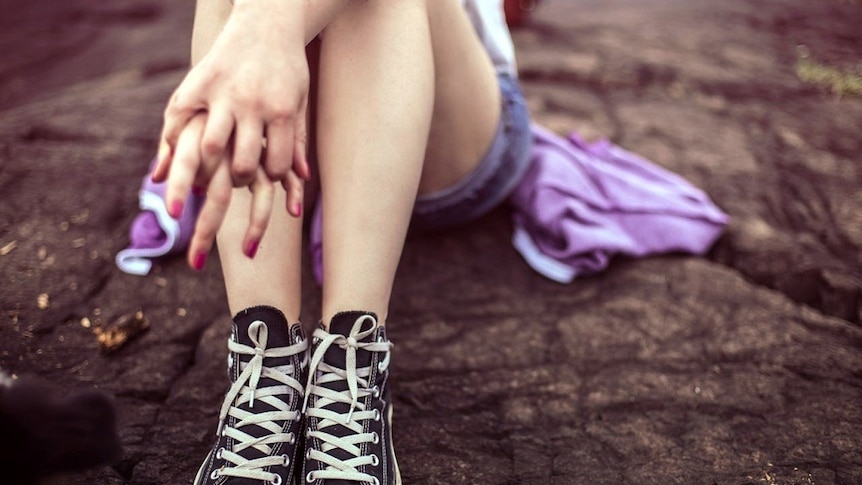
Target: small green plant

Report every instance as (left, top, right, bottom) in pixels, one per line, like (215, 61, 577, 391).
(795, 46, 862, 97)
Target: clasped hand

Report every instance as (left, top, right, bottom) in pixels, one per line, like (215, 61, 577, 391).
(151, 3, 309, 269)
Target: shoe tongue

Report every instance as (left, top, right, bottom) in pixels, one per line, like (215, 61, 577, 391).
(230, 306, 298, 405)
(323, 311, 378, 370)
(232, 305, 293, 351)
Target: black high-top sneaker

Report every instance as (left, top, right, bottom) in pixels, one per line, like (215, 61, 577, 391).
(301, 311, 400, 485)
(195, 306, 309, 485)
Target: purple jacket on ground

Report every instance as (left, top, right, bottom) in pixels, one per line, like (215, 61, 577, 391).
(115, 158, 204, 276)
(508, 124, 728, 283)
(116, 126, 729, 283)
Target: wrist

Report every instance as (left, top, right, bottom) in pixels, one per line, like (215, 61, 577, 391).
(229, 0, 306, 43)
(232, 0, 348, 45)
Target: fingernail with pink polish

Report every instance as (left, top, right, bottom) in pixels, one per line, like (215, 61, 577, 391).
(295, 202, 303, 217)
(193, 251, 207, 271)
(169, 200, 184, 219)
(245, 239, 260, 259)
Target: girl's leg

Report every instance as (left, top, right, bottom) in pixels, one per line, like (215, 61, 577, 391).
(419, 0, 503, 195)
(216, 189, 304, 321)
(193, 0, 303, 321)
(317, 0, 500, 325)
(305, 3, 501, 484)
(189, 4, 308, 485)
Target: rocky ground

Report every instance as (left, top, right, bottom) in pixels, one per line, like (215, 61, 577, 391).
(1, 0, 861, 484)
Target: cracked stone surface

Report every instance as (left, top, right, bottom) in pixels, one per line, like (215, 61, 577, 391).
(1, 0, 861, 484)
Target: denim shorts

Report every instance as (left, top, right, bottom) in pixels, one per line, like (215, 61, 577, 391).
(411, 72, 533, 231)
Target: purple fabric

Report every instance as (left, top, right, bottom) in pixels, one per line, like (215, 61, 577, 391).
(310, 199, 324, 285)
(126, 211, 169, 250)
(509, 124, 728, 280)
(133, 163, 202, 251)
(115, 158, 204, 275)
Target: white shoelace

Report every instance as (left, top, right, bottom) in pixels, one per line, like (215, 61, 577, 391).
(302, 314, 392, 484)
(212, 320, 308, 483)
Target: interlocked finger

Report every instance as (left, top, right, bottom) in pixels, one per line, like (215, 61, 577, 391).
(283, 170, 305, 218)
(263, 117, 295, 182)
(232, 119, 265, 187)
(243, 169, 276, 259)
(188, 162, 234, 270)
(153, 80, 205, 183)
(165, 113, 208, 219)
(198, 107, 235, 190)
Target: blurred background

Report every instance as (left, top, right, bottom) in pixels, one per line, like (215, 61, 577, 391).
(1, 1, 861, 484)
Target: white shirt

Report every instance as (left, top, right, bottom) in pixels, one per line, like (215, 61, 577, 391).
(463, 0, 518, 77)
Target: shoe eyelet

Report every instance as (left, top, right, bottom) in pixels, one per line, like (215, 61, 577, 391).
(372, 431, 380, 444)
(281, 454, 290, 466)
(289, 433, 296, 445)
(216, 447, 224, 459)
(306, 471, 316, 483)
(372, 386, 380, 398)
(372, 477, 380, 485)
(271, 474, 283, 485)
(373, 409, 381, 422)
(306, 449, 312, 460)
(371, 454, 379, 466)
(210, 469, 220, 480)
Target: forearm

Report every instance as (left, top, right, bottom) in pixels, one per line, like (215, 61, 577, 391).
(192, 0, 348, 66)
(302, 0, 350, 44)
(231, 0, 349, 45)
